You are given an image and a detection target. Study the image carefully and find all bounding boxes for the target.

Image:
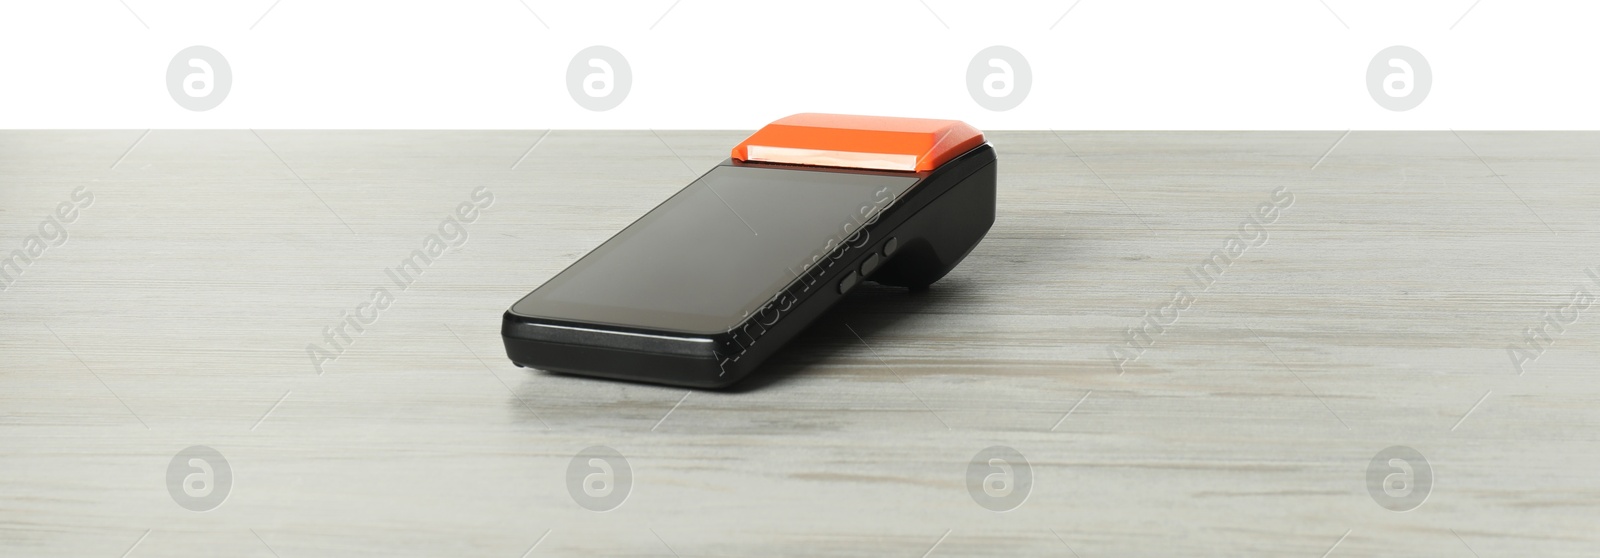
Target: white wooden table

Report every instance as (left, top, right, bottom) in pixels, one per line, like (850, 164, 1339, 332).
(2, 130, 1597, 557)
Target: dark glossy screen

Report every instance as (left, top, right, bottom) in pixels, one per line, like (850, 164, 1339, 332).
(511, 165, 918, 334)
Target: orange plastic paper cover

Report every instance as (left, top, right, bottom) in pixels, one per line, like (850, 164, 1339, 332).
(732, 113, 985, 173)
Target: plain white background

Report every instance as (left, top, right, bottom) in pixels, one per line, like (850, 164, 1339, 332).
(1, 0, 1594, 129)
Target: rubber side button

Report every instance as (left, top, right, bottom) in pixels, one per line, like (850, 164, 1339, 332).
(883, 237, 898, 256)
(838, 270, 860, 294)
(861, 252, 882, 276)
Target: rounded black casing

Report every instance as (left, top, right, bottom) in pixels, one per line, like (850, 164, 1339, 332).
(501, 143, 996, 388)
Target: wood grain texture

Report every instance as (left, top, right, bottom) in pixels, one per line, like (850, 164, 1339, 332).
(2, 130, 1598, 557)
